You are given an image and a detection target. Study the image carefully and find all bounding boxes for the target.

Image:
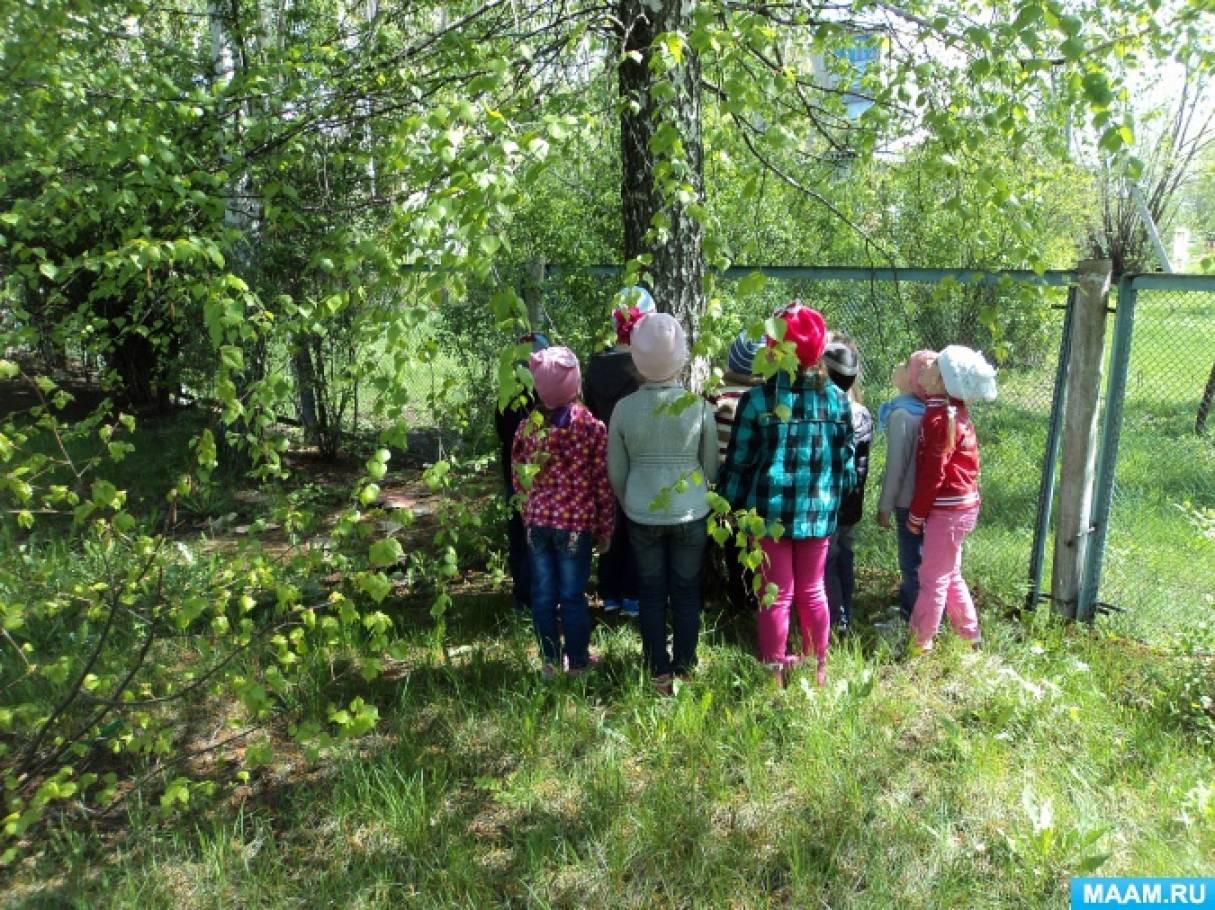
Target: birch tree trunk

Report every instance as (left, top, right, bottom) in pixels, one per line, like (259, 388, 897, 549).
(617, 0, 707, 388)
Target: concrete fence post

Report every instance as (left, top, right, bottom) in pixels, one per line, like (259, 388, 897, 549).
(1051, 259, 1113, 620)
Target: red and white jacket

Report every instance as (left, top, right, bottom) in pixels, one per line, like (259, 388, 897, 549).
(907, 396, 981, 530)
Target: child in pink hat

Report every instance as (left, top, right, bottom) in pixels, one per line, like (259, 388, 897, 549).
(512, 346, 615, 677)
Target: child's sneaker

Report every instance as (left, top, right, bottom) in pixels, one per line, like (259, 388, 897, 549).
(601, 599, 622, 613)
(620, 598, 640, 618)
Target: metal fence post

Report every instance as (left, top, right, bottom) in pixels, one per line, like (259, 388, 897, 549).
(1026, 285, 1076, 611)
(1051, 259, 1112, 620)
(1078, 275, 1137, 622)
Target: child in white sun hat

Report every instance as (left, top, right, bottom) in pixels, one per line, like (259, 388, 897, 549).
(905, 345, 997, 654)
(608, 313, 719, 692)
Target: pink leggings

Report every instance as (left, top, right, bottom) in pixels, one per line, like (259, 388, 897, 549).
(757, 536, 830, 667)
(909, 506, 981, 648)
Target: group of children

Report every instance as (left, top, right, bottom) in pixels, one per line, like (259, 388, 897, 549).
(497, 287, 998, 689)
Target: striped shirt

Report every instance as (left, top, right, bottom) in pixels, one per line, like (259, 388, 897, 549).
(708, 381, 755, 463)
(717, 373, 856, 540)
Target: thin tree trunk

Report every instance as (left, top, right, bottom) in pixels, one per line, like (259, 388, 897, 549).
(292, 340, 320, 441)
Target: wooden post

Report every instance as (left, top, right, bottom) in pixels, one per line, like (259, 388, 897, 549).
(523, 257, 546, 329)
(1051, 259, 1113, 619)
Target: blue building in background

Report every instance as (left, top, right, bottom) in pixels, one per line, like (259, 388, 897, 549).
(835, 39, 879, 119)
(811, 34, 880, 120)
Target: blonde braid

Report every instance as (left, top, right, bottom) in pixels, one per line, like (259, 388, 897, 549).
(944, 404, 958, 456)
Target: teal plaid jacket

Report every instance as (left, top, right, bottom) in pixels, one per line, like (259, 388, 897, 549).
(718, 372, 856, 540)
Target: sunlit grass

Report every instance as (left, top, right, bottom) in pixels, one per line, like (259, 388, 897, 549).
(11, 599, 1212, 908)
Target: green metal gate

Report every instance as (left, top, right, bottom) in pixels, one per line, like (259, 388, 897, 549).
(1078, 274, 1215, 643)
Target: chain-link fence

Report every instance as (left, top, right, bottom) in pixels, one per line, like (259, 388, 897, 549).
(1088, 276, 1215, 644)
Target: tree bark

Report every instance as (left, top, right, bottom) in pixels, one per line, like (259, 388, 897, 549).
(617, 0, 707, 387)
(617, 0, 655, 263)
(292, 338, 320, 442)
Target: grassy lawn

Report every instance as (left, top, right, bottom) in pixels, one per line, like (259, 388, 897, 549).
(7, 598, 1212, 909)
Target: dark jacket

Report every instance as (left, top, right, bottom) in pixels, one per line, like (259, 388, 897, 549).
(836, 402, 873, 527)
(496, 394, 536, 494)
(584, 350, 640, 425)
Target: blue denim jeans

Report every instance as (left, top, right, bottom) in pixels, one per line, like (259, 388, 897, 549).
(824, 523, 856, 627)
(895, 507, 923, 620)
(629, 518, 707, 677)
(527, 526, 593, 669)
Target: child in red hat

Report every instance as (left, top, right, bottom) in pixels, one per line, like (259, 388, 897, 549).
(718, 303, 856, 686)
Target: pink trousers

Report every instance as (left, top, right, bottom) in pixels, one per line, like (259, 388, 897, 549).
(909, 506, 981, 648)
(757, 536, 830, 667)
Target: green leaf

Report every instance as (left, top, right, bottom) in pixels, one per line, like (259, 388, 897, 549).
(1098, 126, 1124, 154)
(359, 572, 392, 603)
(220, 345, 244, 372)
(369, 538, 404, 567)
(737, 270, 766, 297)
(38, 262, 58, 281)
(1082, 72, 1113, 108)
(1058, 14, 1083, 36)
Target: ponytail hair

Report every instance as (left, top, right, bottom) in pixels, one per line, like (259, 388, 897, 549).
(944, 404, 958, 456)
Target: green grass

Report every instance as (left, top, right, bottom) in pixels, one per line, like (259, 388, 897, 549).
(7, 599, 1212, 909)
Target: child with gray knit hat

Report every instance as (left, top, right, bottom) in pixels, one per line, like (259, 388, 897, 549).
(710, 330, 766, 463)
(608, 313, 719, 692)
